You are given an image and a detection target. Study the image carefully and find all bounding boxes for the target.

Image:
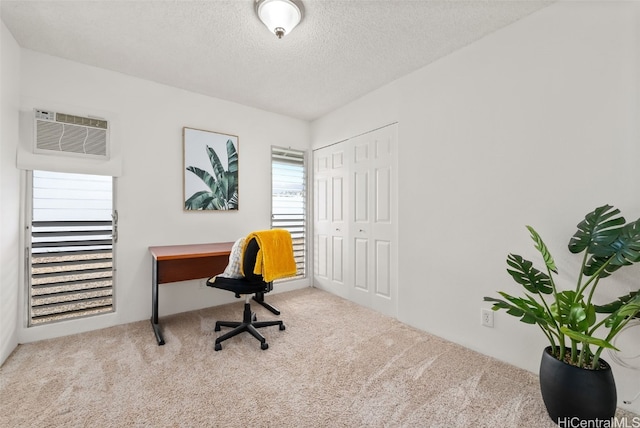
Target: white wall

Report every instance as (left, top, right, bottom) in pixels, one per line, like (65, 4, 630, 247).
(0, 21, 22, 365)
(312, 0, 640, 414)
(311, 81, 400, 147)
(10, 50, 310, 347)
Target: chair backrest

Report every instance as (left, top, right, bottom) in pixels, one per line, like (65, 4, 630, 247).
(242, 237, 262, 282)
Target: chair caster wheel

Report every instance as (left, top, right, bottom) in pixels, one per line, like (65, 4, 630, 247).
(279, 324, 286, 331)
(261, 343, 269, 350)
(215, 343, 222, 351)
(252, 314, 257, 321)
(214, 325, 221, 332)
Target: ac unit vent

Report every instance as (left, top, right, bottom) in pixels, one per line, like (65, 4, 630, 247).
(34, 109, 109, 158)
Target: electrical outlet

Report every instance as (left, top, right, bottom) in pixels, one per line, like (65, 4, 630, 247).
(481, 308, 494, 328)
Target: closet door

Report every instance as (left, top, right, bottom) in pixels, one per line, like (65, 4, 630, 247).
(349, 125, 397, 317)
(313, 143, 348, 298)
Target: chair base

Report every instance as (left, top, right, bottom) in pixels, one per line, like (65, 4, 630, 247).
(214, 298, 285, 351)
(253, 291, 280, 315)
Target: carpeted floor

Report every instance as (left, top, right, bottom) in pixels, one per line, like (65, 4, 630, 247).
(0, 287, 635, 427)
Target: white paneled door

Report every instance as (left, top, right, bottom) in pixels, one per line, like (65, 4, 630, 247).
(313, 142, 348, 298)
(314, 124, 397, 318)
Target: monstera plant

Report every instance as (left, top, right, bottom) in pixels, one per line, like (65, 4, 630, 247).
(485, 205, 640, 369)
(484, 205, 640, 423)
(185, 139, 238, 210)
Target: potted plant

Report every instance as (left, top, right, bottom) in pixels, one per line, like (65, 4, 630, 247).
(484, 204, 640, 425)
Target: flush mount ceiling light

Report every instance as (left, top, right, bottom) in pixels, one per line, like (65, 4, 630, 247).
(256, 0, 302, 39)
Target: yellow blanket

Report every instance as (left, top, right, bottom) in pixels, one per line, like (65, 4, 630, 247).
(242, 229, 297, 282)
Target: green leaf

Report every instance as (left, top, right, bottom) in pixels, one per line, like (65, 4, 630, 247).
(585, 303, 596, 327)
(217, 174, 229, 200)
(607, 219, 640, 267)
(568, 302, 595, 332)
(551, 290, 582, 325)
(583, 255, 619, 278)
(221, 171, 238, 200)
(506, 254, 553, 294)
(568, 303, 586, 328)
(595, 290, 640, 316)
(206, 145, 226, 179)
(582, 218, 640, 277)
(559, 327, 619, 350)
(617, 301, 640, 319)
(226, 139, 238, 174)
(184, 191, 214, 210)
(604, 293, 640, 330)
(484, 294, 551, 327)
(186, 166, 217, 191)
(526, 226, 557, 273)
(568, 204, 625, 255)
(228, 191, 239, 209)
(211, 197, 226, 210)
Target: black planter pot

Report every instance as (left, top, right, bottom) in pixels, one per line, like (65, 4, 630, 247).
(539, 346, 617, 425)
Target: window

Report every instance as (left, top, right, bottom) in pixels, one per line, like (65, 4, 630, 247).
(271, 147, 306, 279)
(28, 170, 115, 325)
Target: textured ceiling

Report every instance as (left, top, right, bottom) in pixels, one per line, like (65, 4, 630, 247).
(1, 0, 554, 121)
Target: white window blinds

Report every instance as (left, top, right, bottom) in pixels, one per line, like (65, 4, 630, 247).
(28, 170, 115, 325)
(271, 147, 306, 278)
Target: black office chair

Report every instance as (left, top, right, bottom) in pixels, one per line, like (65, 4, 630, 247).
(206, 237, 285, 351)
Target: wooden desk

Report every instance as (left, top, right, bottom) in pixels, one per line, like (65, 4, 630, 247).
(148, 242, 234, 345)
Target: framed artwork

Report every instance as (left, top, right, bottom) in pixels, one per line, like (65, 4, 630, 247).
(183, 127, 238, 211)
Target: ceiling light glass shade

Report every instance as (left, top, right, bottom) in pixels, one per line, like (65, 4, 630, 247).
(256, 0, 302, 39)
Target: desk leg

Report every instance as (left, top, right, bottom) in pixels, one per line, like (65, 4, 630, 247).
(151, 258, 165, 345)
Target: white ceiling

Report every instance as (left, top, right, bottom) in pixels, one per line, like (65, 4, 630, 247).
(1, 0, 554, 121)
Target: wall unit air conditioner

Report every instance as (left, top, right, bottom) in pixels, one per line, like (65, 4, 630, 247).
(34, 109, 109, 159)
